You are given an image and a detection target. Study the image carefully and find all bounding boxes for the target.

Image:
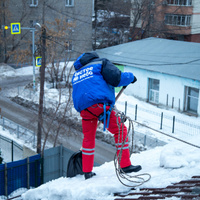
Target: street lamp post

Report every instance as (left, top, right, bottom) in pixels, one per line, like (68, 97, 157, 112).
(1, 23, 41, 92)
(31, 28, 36, 92)
(10, 26, 37, 92)
(31, 23, 41, 92)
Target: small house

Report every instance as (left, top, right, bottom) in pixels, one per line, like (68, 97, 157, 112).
(96, 37, 200, 116)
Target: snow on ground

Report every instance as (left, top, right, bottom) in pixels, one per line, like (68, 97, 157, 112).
(1, 64, 200, 200)
(1, 123, 200, 200)
(21, 135, 200, 200)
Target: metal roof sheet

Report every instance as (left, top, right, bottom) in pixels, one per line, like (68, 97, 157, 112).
(96, 37, 200, 81)
(114, 175, 200, 200)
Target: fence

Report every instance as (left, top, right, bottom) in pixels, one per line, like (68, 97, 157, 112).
(0, 134, 23, 162)
(16, 86, 200, 137)
(0, 146, 90, 198)
(43, 145, 72, 183)
(0, 154, 41, 197)
(135, 105, 200, 135)
(133, 131, 166, 150)
(117, 101, 200, 137)
(0, 110, 168, 154)
(0, 117, 36, 148)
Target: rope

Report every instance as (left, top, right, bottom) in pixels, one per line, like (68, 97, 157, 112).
(114, 110, 151, 187)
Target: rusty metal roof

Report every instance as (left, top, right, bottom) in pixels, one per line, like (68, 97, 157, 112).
(114, 175, 200, 200)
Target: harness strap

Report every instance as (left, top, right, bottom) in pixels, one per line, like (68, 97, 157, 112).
(84, 108, 99, 118)
(84, 103, 113, 131)
(98, 103, 113, 131)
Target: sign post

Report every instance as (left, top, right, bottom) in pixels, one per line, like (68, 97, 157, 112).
(1, 22, 41, 92)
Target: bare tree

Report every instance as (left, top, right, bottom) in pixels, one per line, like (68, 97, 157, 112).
(36, 0, 76, 153)
(45, 18, 75, 88)
(93, 0, 132, 49)
(130, 0, 191, 41)
(0, 0, 37, 64)
(41, 77, 73, 154)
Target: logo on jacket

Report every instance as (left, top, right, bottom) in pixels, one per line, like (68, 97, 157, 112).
(73, 66, 93, 84)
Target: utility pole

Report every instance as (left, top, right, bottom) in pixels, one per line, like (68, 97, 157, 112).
(2, 0, 7, 62)
(37, 26, 46, 154)
(94, 0, 97, 50)
(37, 0, 46, 154)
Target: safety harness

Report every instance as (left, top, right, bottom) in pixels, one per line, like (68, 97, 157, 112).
(85, 103, 114, 131)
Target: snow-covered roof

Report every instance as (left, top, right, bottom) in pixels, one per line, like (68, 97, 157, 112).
(96, 37, 200, 81)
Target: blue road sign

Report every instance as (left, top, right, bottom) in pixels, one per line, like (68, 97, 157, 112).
(36, 57, 42, 67)
(11, 23, 21, 34)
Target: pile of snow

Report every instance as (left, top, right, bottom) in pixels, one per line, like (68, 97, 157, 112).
(0, 64, 40, 79)
(21, 135, 200, 200)
(0, 63, 16, 77)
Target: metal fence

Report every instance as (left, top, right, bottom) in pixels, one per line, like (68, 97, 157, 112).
(0, 114, 166, 165)
(133, 131, 166, 150)
(16, 86, 200, 137)
(0, 134, 23, 163)
(0, 154, 41, 197)
(0, 117, 36, 148)
(43, 145, 75, 183)
(135, 105, 200, 136)
(43, 145, 100, 184)
(117, 101, 200, 137)
(0, 146, 84, 198)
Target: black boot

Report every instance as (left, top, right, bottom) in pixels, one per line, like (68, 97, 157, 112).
(121, 165, 142, 173)
(84, 172, 96, 180)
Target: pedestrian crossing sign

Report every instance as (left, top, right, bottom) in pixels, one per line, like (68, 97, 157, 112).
(36, 57, 42, 67)
(11, 23, 21, 34)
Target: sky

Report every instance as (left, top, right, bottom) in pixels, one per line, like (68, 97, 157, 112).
(0, 65, 200, 200)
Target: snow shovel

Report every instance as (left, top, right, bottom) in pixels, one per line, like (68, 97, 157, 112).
(66, 86, 126, 178)
(66, 150, 84, 178)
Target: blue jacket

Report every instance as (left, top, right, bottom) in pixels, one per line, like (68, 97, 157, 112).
(72, 52, 135, 112)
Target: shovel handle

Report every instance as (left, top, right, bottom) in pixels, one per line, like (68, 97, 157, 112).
(115, 86, 127, 102)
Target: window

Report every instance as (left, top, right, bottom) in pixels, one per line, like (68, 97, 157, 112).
(65, 41, 73, 51)
(66, 19, 75, 31)
(30, 0, 38, 7)
(167, 0, 192, 6)
(185, 86, 199, 114)
(148, 78, 160, 104)
(65, 0, 74, 7)
(165, 14, 191, 26)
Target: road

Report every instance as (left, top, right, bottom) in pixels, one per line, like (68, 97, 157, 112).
(0, 75, 116, 165)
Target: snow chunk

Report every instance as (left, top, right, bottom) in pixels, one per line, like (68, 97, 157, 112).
(160, 138, 200, 169)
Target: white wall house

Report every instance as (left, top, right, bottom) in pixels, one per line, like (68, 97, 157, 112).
(96, 37, 200, 116)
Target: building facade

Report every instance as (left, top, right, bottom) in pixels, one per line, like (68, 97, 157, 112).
(96, 38, 200, 116)
(0, 0, 93, 64)
(130, 0, 200, 43)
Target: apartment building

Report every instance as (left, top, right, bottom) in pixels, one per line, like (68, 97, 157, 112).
(0, 0, 93, 64)
(130, 0, 200, 42)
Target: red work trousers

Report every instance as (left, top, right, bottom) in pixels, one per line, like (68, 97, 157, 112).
(80, 104, 131, 173)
